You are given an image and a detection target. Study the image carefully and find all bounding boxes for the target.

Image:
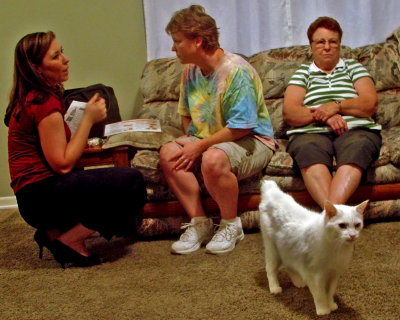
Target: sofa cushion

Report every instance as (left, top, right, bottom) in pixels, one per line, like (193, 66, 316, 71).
(103, 125, 182, 150)
(131, 150, 163, 183)
(264, 139, 294, 176)
(140, 57, 183, 103)
(138, 101, 183, 129)
(366, 162, 400, 184)
(376, 89, 400, 129)
(353, 38, 400, 92)
(249, 45, 355, 100)
(381, 126, 400, 165)
(131, 149, 266, 202)
(265, 98, 290, 139)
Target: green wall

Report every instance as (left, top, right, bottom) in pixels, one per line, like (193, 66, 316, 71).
(0, 0, 147, 198)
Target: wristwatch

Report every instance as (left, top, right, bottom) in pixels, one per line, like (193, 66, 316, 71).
(335, 100, 342, 114)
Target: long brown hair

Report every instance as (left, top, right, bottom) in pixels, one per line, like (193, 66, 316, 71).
(4, 31, 63, 126)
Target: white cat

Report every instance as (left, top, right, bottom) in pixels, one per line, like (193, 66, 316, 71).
(259, 180, 368, 316)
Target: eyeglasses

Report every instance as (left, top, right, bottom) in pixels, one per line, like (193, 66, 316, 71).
(312, 38, 340, 48)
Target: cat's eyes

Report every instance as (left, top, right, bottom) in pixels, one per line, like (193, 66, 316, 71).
(338, 222, 362, 229)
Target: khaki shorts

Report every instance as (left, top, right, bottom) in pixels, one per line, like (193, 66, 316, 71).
(175, 135, 274, 181)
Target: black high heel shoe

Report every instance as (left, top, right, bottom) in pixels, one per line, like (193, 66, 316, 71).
(33, 229, 53, 260)
(50, 240, 102, 269)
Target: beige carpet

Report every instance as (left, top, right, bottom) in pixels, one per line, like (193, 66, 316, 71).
(0, 208, 399, 320)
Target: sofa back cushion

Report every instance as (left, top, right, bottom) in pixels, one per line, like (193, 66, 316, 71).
(376, 89, 400, 129)
(353, 27, 400, 92)
(138, 101, 183, 129)
(140, 57, 183, 104)
(249, 45, 355, 100)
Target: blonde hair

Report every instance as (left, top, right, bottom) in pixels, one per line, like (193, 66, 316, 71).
(165, 5, 220, 52)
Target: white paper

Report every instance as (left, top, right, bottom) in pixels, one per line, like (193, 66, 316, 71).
(104, 119, 161, 137)
(64, 100, 87, 136)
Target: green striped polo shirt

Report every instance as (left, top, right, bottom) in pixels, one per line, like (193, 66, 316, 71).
(286, 58, 382, 135)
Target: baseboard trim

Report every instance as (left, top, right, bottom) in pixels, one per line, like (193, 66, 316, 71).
(0, 196, 18, 209)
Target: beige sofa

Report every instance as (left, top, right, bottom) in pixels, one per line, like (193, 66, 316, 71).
(103, 26, 400, 237)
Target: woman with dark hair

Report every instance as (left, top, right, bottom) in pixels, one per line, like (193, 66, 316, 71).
(283, 17, 381, 208)
(5, 32, 147, 268)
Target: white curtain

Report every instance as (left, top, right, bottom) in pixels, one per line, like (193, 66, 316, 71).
(143, 0, 400, 61)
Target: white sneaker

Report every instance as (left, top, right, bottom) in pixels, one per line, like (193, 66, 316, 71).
(171, 217, 214, 254)
(205, 217, 244, 254)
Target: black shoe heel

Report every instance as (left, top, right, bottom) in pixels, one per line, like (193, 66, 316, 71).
(33, 230, 52, 260)
(51, 240, 101, 268)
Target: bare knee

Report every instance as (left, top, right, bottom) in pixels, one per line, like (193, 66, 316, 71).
(159, 142, 179, 171)
(201, 149, 231, 179)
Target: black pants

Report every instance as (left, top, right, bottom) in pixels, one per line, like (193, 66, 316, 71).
(16, 167, 147, 239)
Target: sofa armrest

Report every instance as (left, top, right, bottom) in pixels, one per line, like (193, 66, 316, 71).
(381, 126, 400, 165)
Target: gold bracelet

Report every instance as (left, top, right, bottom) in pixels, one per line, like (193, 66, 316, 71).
(335, 100, 342, 114)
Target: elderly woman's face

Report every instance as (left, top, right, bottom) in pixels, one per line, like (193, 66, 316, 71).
(310, 27, 340, 71)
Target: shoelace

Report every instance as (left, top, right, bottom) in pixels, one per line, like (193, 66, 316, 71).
(179, 223, 198, 241)
(211, 223, 237, 242)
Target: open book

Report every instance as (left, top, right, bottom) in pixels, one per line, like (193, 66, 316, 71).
(64, 100, 87, 137)
(104, 119, 161, 136)
(65, 100, 161, 137)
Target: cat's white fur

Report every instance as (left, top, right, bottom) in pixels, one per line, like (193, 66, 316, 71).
(259, 180, 368, 316)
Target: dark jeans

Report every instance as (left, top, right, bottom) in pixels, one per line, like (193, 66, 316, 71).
(16, 167, 147, 239)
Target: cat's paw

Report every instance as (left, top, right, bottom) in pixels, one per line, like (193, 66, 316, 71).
(288, 273, 306, 288)
(292, 280, 306, 288)
(316, 307, 331, 316)
(269, 286, 282, 294)
(329, 302, 338, 311)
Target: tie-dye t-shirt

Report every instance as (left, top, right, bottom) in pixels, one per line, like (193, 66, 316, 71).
(178, 51, 274, 141)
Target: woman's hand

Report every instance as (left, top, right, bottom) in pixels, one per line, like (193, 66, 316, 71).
(172, 139, 205, 171)
(83, 93, 107, 125)
(311, 101, 340, 122)
(326, 114, 348, 135)
(38, 93, 107, 174)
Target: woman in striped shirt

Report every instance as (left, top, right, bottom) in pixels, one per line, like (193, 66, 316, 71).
(283, 16, 381, 209)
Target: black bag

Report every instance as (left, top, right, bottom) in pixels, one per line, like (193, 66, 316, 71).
(63, 83, 122, 138)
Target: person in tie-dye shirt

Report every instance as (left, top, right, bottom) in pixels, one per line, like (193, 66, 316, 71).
(159, 5, 277, 255)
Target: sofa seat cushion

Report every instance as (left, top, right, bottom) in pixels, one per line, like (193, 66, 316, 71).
(137, 198, 400, 237)
(264, 139, 294, 176)
(131, 150, 265, 201)
(130, 135, 399, 202)
(365, 163, 400, 184)
(103, 125, 183, 150)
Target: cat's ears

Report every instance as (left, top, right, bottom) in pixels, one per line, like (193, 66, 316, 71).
(324, 200, 337, 219)
(356, 200, 369, 215)
(324, 199, 370, 219)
